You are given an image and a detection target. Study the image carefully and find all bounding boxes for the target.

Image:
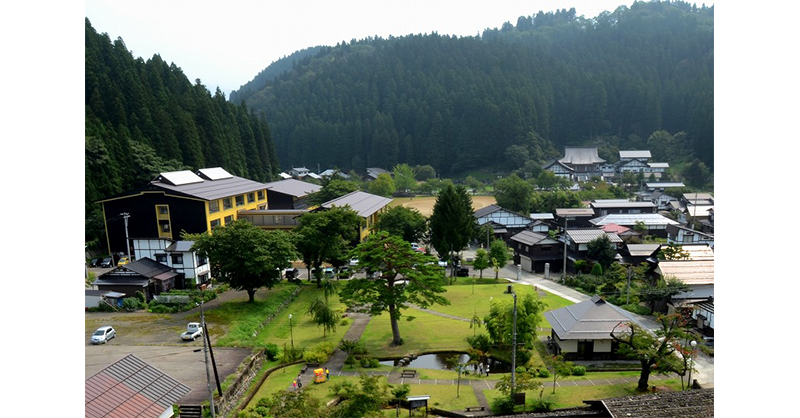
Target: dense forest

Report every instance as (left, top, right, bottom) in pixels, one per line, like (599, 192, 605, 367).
(85, 18, 281, 245)
(234, 0, 713, 177)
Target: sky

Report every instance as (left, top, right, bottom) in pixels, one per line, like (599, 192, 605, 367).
(84, 0, 635, 97)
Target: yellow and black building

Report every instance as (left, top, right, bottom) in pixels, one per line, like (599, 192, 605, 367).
(97, 167, 268, 256)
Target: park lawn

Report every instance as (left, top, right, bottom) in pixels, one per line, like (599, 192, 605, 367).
(435, 282, 573, 320)
(207, 283, 352, 349)
(360, 309, 473, 358)
(407, 383, 479, 411)
(483, 378, 685, 412)
(244, 363, 305, 409)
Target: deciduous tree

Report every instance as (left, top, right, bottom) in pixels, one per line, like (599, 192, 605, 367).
(374, 205, 428, 243)
(295, 207, 362, 287)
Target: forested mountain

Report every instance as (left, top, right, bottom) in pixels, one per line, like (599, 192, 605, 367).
(238, 1, 713, 176)
(229, 46, 323, 104)
(85, 18, 280, 244)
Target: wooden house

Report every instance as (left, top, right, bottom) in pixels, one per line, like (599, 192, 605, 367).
(509, 230, 562, 274)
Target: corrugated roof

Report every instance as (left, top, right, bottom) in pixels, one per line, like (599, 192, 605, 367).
(555, 208, 595, 217)
(86, 354, 191, 418)
(566, 229, 623, 244)
(646, 182, 685, 188)
(559, 147, 606, 165)
(590, 213, 678, 227)
(119, 257, 173, 278)
(598, 388, 714, 417)
(590, 201, 655, 209)
(648, 162, 669, 168)
(322, 191, 392, 218)
(658, 260, 714, 285)
(510, 230, 558, 246)
(264, 179, 322, 197)
(530, 213, 555, 220)
(165, 240, 195, 252)
(544, 295, 640, 340)
(473, 204, 502, 218)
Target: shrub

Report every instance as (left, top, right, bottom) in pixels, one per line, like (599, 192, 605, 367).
(358, 357, 381, 368)
(304, 350, 329, 364)
(530, 399, 554, 412)
(621, 304, 652, 315)
(344, 356, 356, 366)
(122, 297, 145, 312)
(515, 366, 527, 374)
(573, 260, 590, 274)
(590, 263, 604, 276)
(537, 369, 550, 378)
(340, 317, 350, 326)
(264, 343, 279, 361)
(491, 396, 515, 415)
(571, 365, 586, 376)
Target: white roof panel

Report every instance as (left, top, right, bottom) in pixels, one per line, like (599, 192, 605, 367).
(197, 167, 233, 180)
(158, 170, 204, 186)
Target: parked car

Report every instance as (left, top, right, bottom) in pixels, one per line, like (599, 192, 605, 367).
(349, 258, 359, 267)
(91, 326, 116, 344)
(456, 267, 469, 277)
(181, 322, 203, 341)
(88, 257, 101, 267)
(99, 257, 113, 268)
(284, 268, 299, 280)
(117, 256, 131, 267)
(437, 259, 447, 268)
(323, 267, 335, 278)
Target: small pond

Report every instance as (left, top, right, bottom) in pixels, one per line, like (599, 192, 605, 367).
(379, 352, 512, 373)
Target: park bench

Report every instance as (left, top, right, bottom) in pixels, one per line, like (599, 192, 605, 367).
(400, 369, 416, 378)
(465, 406, 485, 412)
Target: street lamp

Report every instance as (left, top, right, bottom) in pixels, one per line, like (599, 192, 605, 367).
(289, 314, 294, 349)
(503, 284, 517, 395)
(688, 340, 697, 389)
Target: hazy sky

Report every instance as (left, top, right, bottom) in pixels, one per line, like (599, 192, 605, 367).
(85, 1, 634, 96)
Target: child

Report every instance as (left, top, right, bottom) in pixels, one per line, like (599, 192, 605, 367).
(292, 380, 297, 390)
(326, 367, 330, 381)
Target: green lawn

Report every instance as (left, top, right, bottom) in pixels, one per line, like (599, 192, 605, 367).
(359, 309, 473, 358)
(206, 283, 352, 349)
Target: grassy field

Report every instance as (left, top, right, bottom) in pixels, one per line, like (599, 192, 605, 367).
(360, 308, 474, 358)
(389, 195, 496, 217)
(206, 282, 352, 349)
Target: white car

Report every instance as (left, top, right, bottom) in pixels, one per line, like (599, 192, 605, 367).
(181, 322, 204, 341)
(349, 258, 359, 267)
(91, 326, 116, 344)
(438, 259, 447, 267)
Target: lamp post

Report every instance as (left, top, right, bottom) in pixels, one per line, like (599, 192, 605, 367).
(200, 300, 215, 418)
(688, 340, 697, 389)
(503, 284, 517, 395)
(289, 314, 294, 349)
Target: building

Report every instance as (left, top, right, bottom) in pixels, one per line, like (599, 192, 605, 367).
(509, 230, 562, 274)
(365, 167, 391, 180)
(93, 257, 179, 301)
(262, 178, 321, 210)
(132, 239, 211, 287)
(86, 354, 191, 418)
(589, 213, 679, 238)
(544, 147, 606, 181)
(589, 199, 657, 217)
(474, 205, 538, 242)
(96, 168, 269, 256)
(544, 295, 643, 360)
(554, 208, 596, 228)
(563, 229, 623, 272)
(319, 191, 392, 240)
(666, 224, 714, 247)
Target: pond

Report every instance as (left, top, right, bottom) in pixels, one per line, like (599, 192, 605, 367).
(379, 352, 512, 373)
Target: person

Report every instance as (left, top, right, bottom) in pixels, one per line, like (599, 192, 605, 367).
(297, 374, 303, 388)
(478, 363, 483, 376)
(326, 367, 330, 381)
(292, 380, 297, 390)
(485, 364, 490, 376)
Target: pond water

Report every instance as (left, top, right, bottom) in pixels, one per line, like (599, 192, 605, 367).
(379, 352, 512, 373)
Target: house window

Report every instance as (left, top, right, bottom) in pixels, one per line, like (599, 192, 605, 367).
(198, 273, 209, 284)
(155, 254, 167, 264)
(198, 255, 208, 266)
(258, 190, 265, 200)
(156, 205, 171, 238)
(248, 192, 255, 203)
(224, 215, 234, 224)
(209, 200, 220, 213)
(171, 254, 184, 264)
(236, 195, 245, 206)
(157, 205, 169, 216)
(223, 198, 232, 210)
(210, 219, 221, 228)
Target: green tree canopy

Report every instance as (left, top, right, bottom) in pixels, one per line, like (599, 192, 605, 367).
(339, 232, 449, 346)
(368, 173, 396, 197)
(472, 248, 490, 278)
(295, 207, 362, 287)
(493, 173, 534, 213)
(587, 234, 618, 269)
(488, 239, 512, 280)
(429, 184, 476, 262)
(484, 292, 546, 348)
(185, 220, 298, 302)
(308, 177, 361, 205)
(392, 163, 417, 192)
(374, 205, 428, 243)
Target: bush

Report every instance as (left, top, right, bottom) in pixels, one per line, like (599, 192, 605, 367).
(537, 369, 550, 378)
(340, 317, 350, 326)
(590, 263, 604, 276)
(491, 396, 515, 415)
(621, 304, 652, 315)
(121, 297, 145, 312)
(264, 343, 279, 361)
(571, 365, 586, 376)
(344, 355, 356, 366)
(358, 357, 380, 368)
(530, 399, 554, 412)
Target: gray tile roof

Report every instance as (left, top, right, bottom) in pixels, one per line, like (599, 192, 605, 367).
(120, 257, 173, 278)
(590, 213, 678, 227)
(619, 150, 651, 159)
(596, 388, 714, 417)
(590, 201, 656, 209)
(321, 191, 392, 218)
(510, 230, 558, 246)
(165, 240, 195, 252)
(544, 295, 640, 340)
(473, 204, 502, 218)
(626, 244, 662, 257)
(150, 173, 267, 201)
(85, 354, 191, 418)
(555, 208, 595, 217)
(264, 179, 322, 197)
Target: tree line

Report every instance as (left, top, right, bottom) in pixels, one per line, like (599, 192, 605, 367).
(237, 1, 713, 177)
(85, 18, 281, 247)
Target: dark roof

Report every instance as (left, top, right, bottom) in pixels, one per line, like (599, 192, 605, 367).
(544, 295, 639, 340)
(591, 388, 714, 417)
(474, 204, 502, 218)
(264, 178, 322, 197)
(510, 230, 558, 246)
(151, 174, 266, 201)
(121, 257, 173, 278)
(85, 354, 191, 418)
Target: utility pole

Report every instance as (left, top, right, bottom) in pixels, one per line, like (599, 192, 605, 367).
(561, 217, 570, 283)
(121, 212, 131, 262)
(626, 266, 633, 305)
(504, 285, 517, 394)
(200, 300, 215, 418)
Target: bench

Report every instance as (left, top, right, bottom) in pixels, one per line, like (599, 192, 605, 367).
(400, 369, 416, 378)
(301, 362, 320, 373)
(465, 406, 485, 412)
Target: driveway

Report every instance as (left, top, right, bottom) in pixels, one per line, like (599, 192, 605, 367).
(85, 289, 256, 404)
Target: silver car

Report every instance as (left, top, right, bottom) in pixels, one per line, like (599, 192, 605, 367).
(91, 326, 116, 344)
